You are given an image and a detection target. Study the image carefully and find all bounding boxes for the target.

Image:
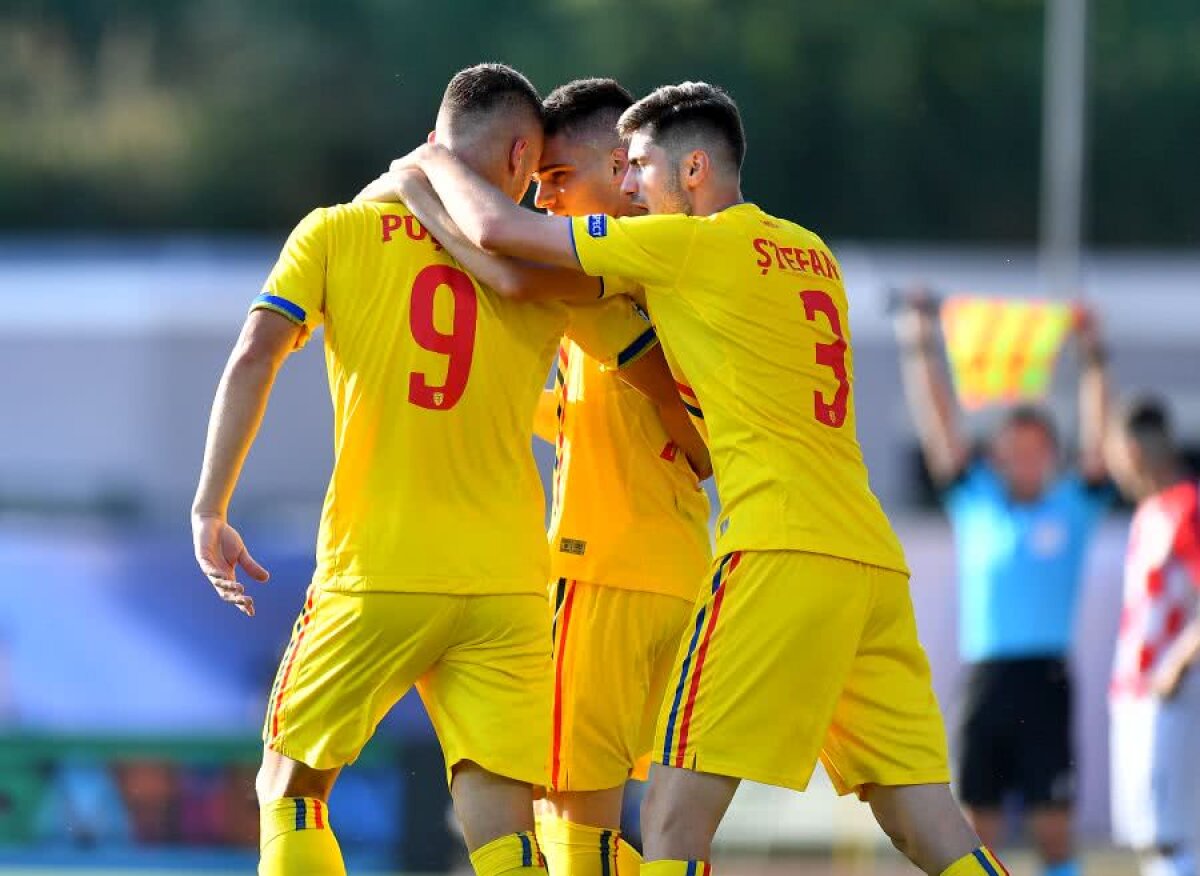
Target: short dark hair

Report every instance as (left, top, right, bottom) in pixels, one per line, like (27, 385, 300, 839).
(1119, 395, 1172, 442)
(617, 81, 746, 169)
(542, 78, 634, 138)
(440, 63, 542, 129)
(1001, 404, 1059, 448)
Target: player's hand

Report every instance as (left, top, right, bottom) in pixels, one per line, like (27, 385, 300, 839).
(1151, 660, 1188, 701)
(355, 168, 426, 205)
(389, 141, 438, 175)
(192, 513, 270, 617)
(686, 447, 713, 482)
(893, 288, 938, 347)
(1072, 301, 1104, 357)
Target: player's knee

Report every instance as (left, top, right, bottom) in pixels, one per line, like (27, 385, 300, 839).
(256, 750, 334, 805)
(641, 781, 711, 856)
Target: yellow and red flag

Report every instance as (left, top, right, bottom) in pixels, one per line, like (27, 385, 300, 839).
(940, 296, 1076, 410)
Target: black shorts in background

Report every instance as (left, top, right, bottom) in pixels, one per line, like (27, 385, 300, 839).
(955, 656, 1075, 809)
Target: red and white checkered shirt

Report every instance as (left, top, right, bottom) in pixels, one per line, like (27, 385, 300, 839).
(1111, 480, 1200, 698)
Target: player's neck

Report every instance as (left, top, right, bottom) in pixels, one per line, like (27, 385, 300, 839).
(1141, 460, 1185, 498)
(693, 184, 744, 217)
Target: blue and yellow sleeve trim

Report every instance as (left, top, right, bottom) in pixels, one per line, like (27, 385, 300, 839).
(251, 292, 306, 325)
(616, 326, 658, 369)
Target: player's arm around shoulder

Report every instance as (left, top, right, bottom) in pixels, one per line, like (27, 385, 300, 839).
(389, 143, 581, 269)
(360, 167, 603, 303)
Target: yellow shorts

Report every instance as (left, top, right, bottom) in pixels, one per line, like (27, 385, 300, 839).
(264, 584, 552, 786)
(549, 579, 695, 791)
(655, 551, 950, 796)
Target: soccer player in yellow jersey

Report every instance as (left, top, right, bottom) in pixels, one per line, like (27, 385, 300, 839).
(190, 64, 682, 876)
(530, 79, 712, 876)
(374, 78, 711, 876)
(376, 82, 1013, 876)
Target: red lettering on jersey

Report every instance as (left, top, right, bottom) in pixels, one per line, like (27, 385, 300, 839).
(808, 249, 827, 278)
(793, 248, 810, 272)
(404, 215, 428, 241)
(823, 251, 840, 280)
(381, 214, 403, 242)
(753, 238, 772, 275)
(780, 248, 799, 271)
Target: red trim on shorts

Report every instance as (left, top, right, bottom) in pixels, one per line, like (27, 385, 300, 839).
(674, 552, 740, 767)
(313, 799, 324, 829)
(271, 592, 315, 739)
(551, 580, 578, 789)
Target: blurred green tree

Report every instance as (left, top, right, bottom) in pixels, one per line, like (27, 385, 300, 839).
(0, 0, 1195, 243)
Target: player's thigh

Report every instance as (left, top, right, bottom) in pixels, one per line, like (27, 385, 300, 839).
(264, 586, 455, 771)
(655, 551, 870, 792)
(1015, 660, 1076, 809)
(550, 580, 694, 791)
(419, 592, 553, 788)
(632, 591, 699, 781)
(823, 563, 950, 797)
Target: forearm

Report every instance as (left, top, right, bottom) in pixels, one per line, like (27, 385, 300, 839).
(416, 145, 577, 268)
(898, 346, 968, 482)
(192, 350, 283, 518)
(1078, 359, 1111, 479)
(656, 399, 711, 480)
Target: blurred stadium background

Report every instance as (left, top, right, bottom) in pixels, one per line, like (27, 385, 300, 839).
(1, 0, 1198, 873)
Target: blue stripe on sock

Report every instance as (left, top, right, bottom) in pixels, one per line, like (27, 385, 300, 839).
(686, 862, 698, 876)
(973, 849, 1000, 876)
(519, 832, 533, 868)
(294, 798, 305, 831)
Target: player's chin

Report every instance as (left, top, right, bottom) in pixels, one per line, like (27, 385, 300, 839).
(630, 202, 650, 216)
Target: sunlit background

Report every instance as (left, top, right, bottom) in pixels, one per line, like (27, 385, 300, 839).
(1, 1, 1198, 873)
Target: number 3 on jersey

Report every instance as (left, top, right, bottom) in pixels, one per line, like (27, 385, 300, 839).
(799, 289, 849, 428)
(408, 265, 478, 410)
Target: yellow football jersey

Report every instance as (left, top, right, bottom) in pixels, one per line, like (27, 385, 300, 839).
(547, 336, 712, 600)
(570, 205, 908, 575)
(255, 202, 653, 594)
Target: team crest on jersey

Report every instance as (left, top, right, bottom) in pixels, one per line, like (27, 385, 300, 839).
(587, 214, 608, 238)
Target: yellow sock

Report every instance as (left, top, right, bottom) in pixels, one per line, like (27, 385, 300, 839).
(470, 831, 548, 876)
(941, 847, 1009, 876)
(535, 814, 622, 876)
(642, 860, 712, 876)
(259, 796, 344, 876)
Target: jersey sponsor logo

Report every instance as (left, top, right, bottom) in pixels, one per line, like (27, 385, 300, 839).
(587, 214, 608, 238)
(559, 537, 587, 556)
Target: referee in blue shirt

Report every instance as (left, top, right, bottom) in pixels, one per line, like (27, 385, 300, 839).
(895, 295, 1113, 876)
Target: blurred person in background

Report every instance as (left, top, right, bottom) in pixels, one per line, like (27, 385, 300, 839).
(893, 293, 1113, 876)
(1106, 397, 1200, 876)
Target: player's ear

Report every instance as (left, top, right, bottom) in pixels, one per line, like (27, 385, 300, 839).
(510, 137, 528, 176)
(611, 145, 629, 178)
(427, 129, 436, 144)
(684, 149, 710, 190)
